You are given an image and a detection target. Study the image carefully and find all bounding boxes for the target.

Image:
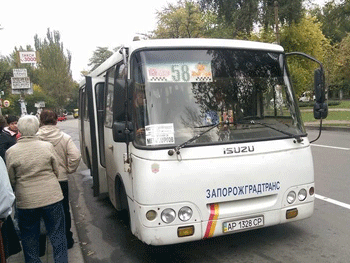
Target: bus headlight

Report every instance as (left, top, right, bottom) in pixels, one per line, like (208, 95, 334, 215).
(298, 189, 307, 201)
(178, 206, 193, 222)
(161, 208, 176, 224)
(287, 191, 296, 204)
(146, 210, 157, 221)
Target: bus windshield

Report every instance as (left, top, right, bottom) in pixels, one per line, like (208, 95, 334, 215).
(130, 48, 305, 148)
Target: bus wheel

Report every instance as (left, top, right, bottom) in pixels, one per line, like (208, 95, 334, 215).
(85, 148, 92, 170)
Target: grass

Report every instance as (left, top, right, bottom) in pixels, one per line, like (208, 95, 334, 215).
(302, 110, 350, 123)
(331, 99, 350, 108)
(301, 99, 350, 124)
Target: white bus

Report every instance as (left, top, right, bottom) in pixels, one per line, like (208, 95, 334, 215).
(79, 38, 327, 245)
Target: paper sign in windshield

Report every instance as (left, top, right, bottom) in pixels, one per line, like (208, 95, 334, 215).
(145, 123, 175, 146)
(147, 62, 212, 83)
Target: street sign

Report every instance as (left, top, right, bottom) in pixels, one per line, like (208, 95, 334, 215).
(3, 100, 10, 107)
(13, 68, 28, 78)
(35, 101, 45, 108)
(12, 87, 33, 95)
(19, 51, 37, 64)
(11, 77, 31, 90)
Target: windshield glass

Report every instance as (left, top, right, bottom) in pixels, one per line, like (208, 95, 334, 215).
(130, 48, 305, 148)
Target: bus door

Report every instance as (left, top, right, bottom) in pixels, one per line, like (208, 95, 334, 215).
(104, 62, 132, 210)
(85, 76, 108, 196)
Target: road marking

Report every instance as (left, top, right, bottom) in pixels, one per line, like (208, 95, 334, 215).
(311, 144, 350, 151)
(315, 194, 350, 210)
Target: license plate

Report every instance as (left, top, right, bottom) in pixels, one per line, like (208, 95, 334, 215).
(223, 216, 264, 233)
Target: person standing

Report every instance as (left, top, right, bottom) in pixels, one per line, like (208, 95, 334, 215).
(6, 115, 68, 263)
(0, 157, 15, 219)
(0, 115, 19, 160)
(0, 156, 22, 261)
(37, 110, 81, 249)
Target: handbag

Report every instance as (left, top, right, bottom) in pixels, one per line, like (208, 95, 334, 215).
(0, 216, 22, 260)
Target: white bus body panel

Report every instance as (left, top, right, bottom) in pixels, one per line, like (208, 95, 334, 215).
(127, 139, 314, 245)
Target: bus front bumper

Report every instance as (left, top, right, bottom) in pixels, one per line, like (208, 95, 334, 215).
(131, 201, 314, 246)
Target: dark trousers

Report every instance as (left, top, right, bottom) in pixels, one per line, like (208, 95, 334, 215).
(18, 201, 67, 263)
(59, 181, 73, 244)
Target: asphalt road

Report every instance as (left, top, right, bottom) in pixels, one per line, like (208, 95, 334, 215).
(58, 119, 350, 263)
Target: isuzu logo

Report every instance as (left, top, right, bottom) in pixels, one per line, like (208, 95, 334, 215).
(223, 146, 255, 154)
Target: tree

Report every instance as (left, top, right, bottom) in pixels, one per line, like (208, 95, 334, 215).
(329, 34, 350, 92)
(280, 15, 331, 96)
(200, 0, 259, 38)
(315, 0, 350, 44)
(34, 28, 75, 111)
(25, 84, 56, 115)
(261, 0, 304, 31)
(153, 1, 205, 38)
(88, 47, 113, 71)
(199, 0, 304, 38)
(0, 46, 38, 116)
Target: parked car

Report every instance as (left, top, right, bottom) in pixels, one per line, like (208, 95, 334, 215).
(57, 115, 67, 121)
(299, 91, 315, 102)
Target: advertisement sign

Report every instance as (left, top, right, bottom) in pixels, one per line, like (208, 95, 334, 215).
(19, 51, 37, 64)
(13, 68, 28, 78)
(11, 77, 31, 90)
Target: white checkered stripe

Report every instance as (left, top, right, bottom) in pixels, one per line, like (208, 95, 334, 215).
(150, 76, 168, 82)
(196, 76, 212, 82)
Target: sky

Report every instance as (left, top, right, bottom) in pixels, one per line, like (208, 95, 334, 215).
(0, 0, 177, 82)
(1, 0, 328, 83)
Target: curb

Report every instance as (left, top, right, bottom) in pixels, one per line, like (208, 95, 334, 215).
(69, 204, 85, 262)
(305, 125, 350, 132)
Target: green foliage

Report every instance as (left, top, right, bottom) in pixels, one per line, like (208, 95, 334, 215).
(280, 16, 331, 96)
(200, 0, 303, 37)
(316, 0, 350, 44)
(0, 47, 39, 116)
(200, 0, 259, 37)
(153, 1, 205, 38)
(34, 28, 75, 111)
(330, 34, 350, 91)
(24, 84, 56, 114)
(261, 0, 304, 30)
(298, 100, 341, 108)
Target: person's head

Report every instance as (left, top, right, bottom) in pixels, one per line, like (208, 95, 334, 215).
(18, 115, 40, 136)
(6, 115, 18, 132)
(40, 110, 58, 126)
(0, 115, 7, 133)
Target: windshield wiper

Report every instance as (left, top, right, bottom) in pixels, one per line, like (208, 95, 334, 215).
(248, 120, 303, 143)
(168, 120, 227, 156)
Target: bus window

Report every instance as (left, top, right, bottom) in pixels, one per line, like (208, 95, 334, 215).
(105, 67, 116, 128)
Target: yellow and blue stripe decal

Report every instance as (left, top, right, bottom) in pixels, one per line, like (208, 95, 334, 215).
(203, 203, 219, 239)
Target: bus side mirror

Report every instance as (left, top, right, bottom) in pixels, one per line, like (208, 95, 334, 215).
(313, 68, 328, 119)
(113, 121, 134, 142)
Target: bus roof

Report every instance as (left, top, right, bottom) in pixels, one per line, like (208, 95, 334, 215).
(128, 38, 284, 52)
(88, 38, 284, 79)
